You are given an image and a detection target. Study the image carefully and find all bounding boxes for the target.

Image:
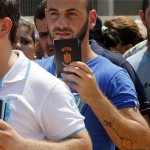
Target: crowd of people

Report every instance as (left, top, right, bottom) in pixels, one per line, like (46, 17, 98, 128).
(0, 0, 150, 150)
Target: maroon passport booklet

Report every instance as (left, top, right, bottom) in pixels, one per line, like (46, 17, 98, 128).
(54, 38, 81, 78)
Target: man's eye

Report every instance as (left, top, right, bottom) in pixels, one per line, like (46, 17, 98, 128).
(68, 12, 77, 16)
(49, 12, 59, 19)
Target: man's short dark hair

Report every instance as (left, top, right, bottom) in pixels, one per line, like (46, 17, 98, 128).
(87, 0, 94, 12)
(34, 0, 46, 27)
(142, 0, 149, 14)
(0, 0, 20, 45)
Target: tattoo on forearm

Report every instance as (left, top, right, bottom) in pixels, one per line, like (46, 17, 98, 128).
(104, 120, 145, 150)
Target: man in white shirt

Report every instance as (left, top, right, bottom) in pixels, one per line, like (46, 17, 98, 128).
(0, 0, 92, 150)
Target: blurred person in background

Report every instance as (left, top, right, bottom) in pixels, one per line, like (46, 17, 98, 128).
(123, 18, 148, 59)
(13, 17, 37, 60)
(34, 0, 54, 58)
(101, 16, 142, 54)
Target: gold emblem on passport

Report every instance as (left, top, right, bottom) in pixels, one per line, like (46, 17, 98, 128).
(62, 47, 72, 66)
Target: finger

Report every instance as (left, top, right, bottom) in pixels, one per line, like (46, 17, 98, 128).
(63, 64, 93, 80)
(69, 61, 93, 74)
(0, 120, 8, 130)
(61, 72, 83, 85)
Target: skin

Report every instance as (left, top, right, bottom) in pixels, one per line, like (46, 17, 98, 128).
(46, 0, 150, 149)
(13, 25, 36, 60)
(110, 43, 133, 55)
(35, 18, 54, 56)
(0, 12, 92, 150)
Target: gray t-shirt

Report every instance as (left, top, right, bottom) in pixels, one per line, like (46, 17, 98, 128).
(127, 47, 150, 101)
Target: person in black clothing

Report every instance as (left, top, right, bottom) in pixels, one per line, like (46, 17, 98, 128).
(89, 16, 150, 123)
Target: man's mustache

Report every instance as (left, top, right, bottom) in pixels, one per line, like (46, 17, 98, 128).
(53, 27, 72, 32)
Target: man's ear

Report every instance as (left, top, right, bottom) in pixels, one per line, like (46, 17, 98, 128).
(139, 10, 146, 26)
(0, 17, 12, 38)
(88, 9, 97, 30)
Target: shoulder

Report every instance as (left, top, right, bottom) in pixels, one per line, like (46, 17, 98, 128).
(28, 61, 61, 91)
(127, 48, 146, 64)
(35, 56, 54, 68)
(123, 40, 147, 58)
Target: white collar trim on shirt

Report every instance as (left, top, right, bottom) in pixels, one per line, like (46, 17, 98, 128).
(2, 50, 31, 84)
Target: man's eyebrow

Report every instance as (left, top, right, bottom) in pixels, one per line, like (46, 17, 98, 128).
(47, 8, 78, 12)
(47, 8, 57, 12)
(66, 8, 78, 12)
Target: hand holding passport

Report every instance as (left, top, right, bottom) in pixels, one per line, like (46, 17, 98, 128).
(54, 38, 81, 78)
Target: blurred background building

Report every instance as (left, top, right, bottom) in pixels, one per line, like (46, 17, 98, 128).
(21, 0, 142, 17)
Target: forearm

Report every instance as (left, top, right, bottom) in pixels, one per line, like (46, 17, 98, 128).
(88, 91, 150, 149)
(23, 138, 91, 150)
(19, 129, 92, 150)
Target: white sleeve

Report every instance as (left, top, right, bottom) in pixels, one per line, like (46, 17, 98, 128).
(39, 82, 85, 141)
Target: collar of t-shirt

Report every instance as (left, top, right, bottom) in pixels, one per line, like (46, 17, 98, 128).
(1, 50, 31, 86)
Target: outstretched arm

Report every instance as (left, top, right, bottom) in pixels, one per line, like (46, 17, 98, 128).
(61, 61, 150, 149)
(0, 120, 92, 150)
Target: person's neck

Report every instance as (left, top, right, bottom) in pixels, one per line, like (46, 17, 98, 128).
(81, 39, 97, 63)
(0, 46, 18, 79)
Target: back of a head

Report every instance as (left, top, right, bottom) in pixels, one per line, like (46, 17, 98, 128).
(0, 0, 20, 45)
(103, 16, 141, 48)
(135, 19, 147, 40)
(34, 0, 46, 26)
(89, 16, 103, 44)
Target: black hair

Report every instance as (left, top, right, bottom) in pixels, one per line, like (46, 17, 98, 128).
(142, 0, 149, 14)
(101, 27, 120, 48)
(102, 16, 141, 49)
(0, 0, 20, 45)
(87, 0, 94, 12)
(34, 0, 46, 26)
(89, 16, 103, 42)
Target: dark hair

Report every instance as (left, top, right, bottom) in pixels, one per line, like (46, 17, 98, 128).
(102, 16, 141, 48)
(142, 0, 149, 14)
(19, 18, 36, 43)
(87, 0, 93, 12)
(89, 16, 103, 43)
(34, 0, 46, 26)
(0, 0, 20, 45)
(101, 27, 120, 48)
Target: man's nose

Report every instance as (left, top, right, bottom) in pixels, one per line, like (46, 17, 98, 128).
(56, 14, 69, 29)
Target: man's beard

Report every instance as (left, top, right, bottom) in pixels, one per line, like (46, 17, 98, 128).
(46, 44, 54, 56)
(76, 19, 89, 42)
(48, 18, 89, 42)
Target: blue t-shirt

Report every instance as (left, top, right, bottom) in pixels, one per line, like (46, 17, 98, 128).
(35, 42, 139, 150)
(90, 40, 150, 115)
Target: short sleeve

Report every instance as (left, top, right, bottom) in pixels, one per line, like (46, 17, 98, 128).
(39, 82, 85, 141)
